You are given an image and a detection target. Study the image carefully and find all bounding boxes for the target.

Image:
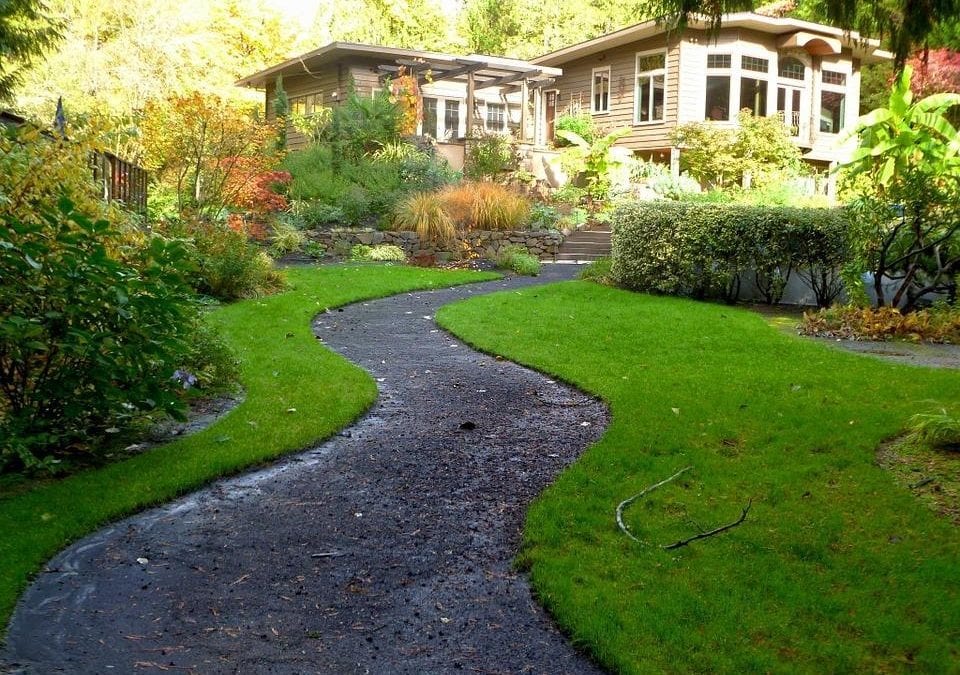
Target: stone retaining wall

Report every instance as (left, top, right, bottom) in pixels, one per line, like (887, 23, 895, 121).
(306, 228, 564, 262)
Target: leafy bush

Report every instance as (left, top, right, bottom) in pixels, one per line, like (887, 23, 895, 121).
(293, 200, 346, 228)
(556, 127, 632, 201)
(367, 244, 407, 262)
(465, 132, 517, 180)
(269, 222, 306, 258)
(325, 88, 402, 159)
(554, 110, 597, 147)
(611, 201, 851, 305)
(496, 244, 540, 276)
(440, 182, 531, 231)
(185, 222, 286, 300)
(671, 110, 804, 190)
(800, 304, 960, 343)
(648, 173, 701, 200)
(0, 199, 201, 471)
(529, 203, 561, 230)
(302, 241, 327, 259)
(393, 192, 455, 244)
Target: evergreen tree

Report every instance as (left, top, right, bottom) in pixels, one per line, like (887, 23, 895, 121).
(0, 0, 61, 102)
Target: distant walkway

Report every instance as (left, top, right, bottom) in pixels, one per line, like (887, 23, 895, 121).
(4, 265, 608, 674)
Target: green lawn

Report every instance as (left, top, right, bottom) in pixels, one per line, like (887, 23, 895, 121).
(0, 264, 497, 630)
(437, 281, 960, 673)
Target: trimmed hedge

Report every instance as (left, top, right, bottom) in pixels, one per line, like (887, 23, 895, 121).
(610, 202, 851, 306)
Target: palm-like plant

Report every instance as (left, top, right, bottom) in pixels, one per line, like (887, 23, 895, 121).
(555, 127, 632, 200)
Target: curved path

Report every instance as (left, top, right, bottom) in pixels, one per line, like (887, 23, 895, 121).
(4, 266, 608, 674)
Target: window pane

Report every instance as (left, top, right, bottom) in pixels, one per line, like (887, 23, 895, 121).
(652, 73, 665, 120)
(820, 90, 846, 133)
(778, 57, 804, 80)
(739, 77, 768, 116)
(741, 55, 769, 73)
(637, 53, 665, 72)
(444, 100, 460, 140)
(486, 103, 505, 131)
(705, 75, 730, 120)
(423, 97, 438, 138)
(593, 69, 610, 112)
(822, 70, 846, 86)
(707, 54, 731, 69)
(291, 97, 306, 116)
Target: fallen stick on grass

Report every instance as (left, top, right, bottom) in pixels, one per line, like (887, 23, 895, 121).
(616, 467, 751, 549)
(661, 499, 752, 550)
(615, 466, 692, 543)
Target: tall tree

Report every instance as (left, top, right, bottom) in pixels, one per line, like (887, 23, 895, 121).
(0, 0, 61, 102)
(320, 0, 457, 51)
(652, 0, 960, 67)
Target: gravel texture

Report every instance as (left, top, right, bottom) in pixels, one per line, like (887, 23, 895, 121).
(3, 266, 608, 674)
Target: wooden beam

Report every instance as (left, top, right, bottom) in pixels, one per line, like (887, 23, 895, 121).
(474, 69, 542, 91)
(427, 62, 486, 83)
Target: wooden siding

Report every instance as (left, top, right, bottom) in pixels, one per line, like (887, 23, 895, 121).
(549, 35, 680, 154)
(264, 65, 341, 150)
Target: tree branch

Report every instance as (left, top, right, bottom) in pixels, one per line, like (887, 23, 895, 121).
(615, 466, 692, 543)
(661, 499, 752, 550)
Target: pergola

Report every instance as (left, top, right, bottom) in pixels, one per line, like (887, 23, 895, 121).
(373, 51, 561, 141)
(236, 43, 561, 144)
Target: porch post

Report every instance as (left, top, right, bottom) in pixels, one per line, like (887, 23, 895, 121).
(519, 78, 529, 142)
(466, 72, 476, 137)
(670, 147, 681, 177)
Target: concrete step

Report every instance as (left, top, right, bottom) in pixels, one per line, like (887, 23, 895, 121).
(555, 252, 608, 262)
(563, 232, 612, 243)
(559, 244, 612, 254)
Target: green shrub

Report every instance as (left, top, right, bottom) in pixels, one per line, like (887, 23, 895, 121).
(465, 132, 517, 180)
(611, 202, 851, 305)
(325, 88, 402, 159)
(496, 244, 540, 276)
(302, 241, 327, 259)
(294, 200, 346, 228)
(554, 110, 596, 147)
(0, 199, 200, 471)
(189, 223, 286, 300)
(367, 244, 407, 262)
(529, 203, 561, 230)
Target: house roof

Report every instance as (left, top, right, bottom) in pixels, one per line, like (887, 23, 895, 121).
(236, 42, 562, 90)
(532, 12, 893, 66)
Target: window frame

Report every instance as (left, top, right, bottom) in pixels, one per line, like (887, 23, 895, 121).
(484, 101, 507, 133)
(634, 48, 667, 125)
(818, 65, 850, 135)
(704, 51, 733, 121)
(591, 66, 611, 114)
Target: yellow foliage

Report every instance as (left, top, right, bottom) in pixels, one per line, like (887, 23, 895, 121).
(802, 305, 960, 343)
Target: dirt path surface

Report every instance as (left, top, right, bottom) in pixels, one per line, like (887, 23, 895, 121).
(3, 266, 607, 674)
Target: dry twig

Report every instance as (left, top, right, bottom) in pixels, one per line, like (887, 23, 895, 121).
(615, 466, 693, 543)
(662, 499, 752, 550)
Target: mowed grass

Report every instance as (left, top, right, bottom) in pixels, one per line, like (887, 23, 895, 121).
(0, 264, 497, 629)
(436, 281, 960, 673)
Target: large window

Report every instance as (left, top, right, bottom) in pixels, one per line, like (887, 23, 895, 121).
(592, 66, 610, 113)
(635, 51, 666, 123)
(819, 70, 847, 133)
(705, 53, 731, 120)
(485, 102, 506, 132)
(443, 100, 460, 140)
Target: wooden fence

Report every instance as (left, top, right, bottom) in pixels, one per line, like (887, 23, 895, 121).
(1, 110, 148, 214)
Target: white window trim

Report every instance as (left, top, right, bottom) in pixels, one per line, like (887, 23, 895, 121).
(417, 96, 464, 140)
(634, 48, 667, 126)
(704, 51, 733, 122)
(591, 66, 611, 115)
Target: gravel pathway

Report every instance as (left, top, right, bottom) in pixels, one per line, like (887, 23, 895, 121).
(3, 266, 607, 674)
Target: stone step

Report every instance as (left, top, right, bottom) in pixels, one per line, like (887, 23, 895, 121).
(563, 231, 612, 242)
(559, 245, 612, 255)
(554, 252, 608, 262)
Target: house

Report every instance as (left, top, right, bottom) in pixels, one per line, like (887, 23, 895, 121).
(235, 43, 561, 168)
(237, 13, 890, 174)
(532, 12, 892, 172)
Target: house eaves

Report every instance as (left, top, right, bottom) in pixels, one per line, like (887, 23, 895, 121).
(532, 12, 893, 66)
(236, 42, 562, 90)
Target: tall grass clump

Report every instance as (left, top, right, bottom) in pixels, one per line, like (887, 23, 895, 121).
(393, 192, 455, 244)
(440, 182, 530, 231)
